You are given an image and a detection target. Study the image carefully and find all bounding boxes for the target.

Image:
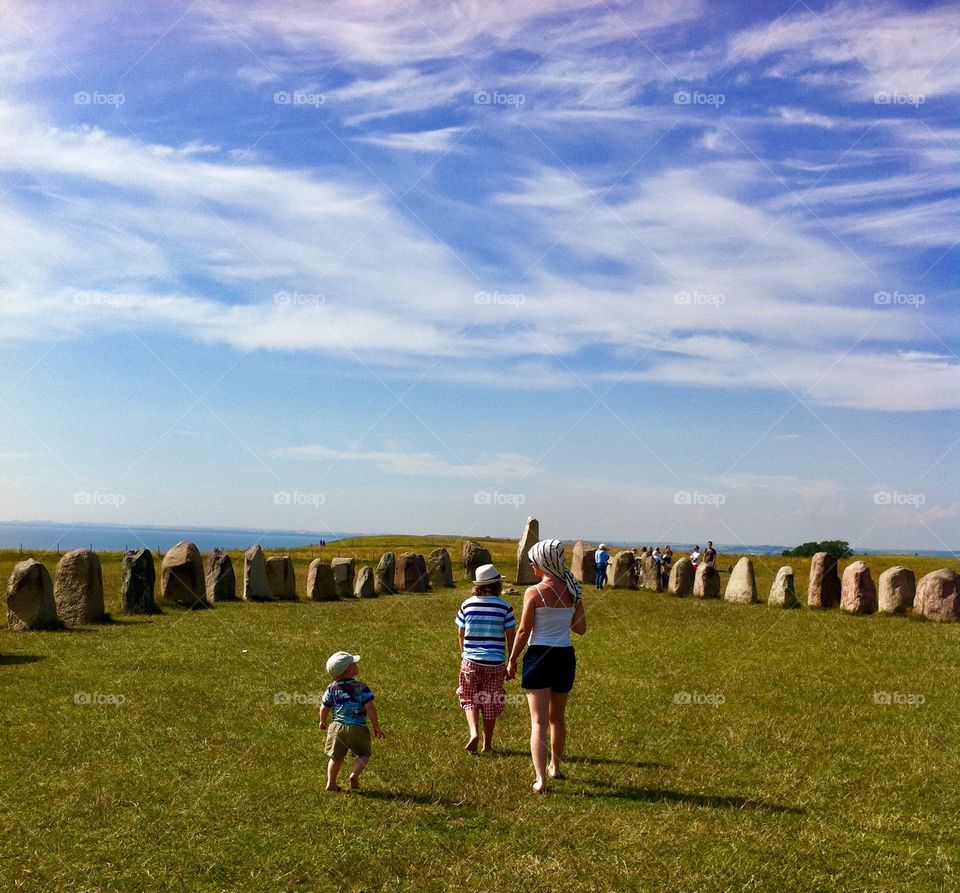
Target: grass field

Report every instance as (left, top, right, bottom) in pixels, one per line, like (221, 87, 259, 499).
(2, 537, 959, 892)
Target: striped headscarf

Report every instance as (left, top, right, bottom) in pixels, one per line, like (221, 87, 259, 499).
(527, 538, 582, 602)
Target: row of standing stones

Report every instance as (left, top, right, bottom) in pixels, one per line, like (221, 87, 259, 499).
(4, 542, 462, 631)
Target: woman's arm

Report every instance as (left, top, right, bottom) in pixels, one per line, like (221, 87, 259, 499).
(571, 598, 586, 636)
(505, 589, 537, 678)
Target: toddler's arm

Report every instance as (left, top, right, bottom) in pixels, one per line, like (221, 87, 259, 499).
(365, 701, 385, 739)
(319, 705, 331, 730)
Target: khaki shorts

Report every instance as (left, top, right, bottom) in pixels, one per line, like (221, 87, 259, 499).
(325, 721, 372, 759)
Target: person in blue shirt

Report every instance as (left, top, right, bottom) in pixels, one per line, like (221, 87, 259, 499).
(595, 544, 610, 589)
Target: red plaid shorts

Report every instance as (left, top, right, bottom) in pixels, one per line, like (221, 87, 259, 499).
(457, 659, 507, 720)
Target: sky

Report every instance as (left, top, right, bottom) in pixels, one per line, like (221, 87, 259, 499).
(0, 0, 957, 552)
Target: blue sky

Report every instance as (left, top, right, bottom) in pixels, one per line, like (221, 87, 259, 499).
(0, 0, 957, 551)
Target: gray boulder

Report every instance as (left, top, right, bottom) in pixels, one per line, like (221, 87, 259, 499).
(516, 516, 540, 585)
(914, 569, 960, 622)
(307, 559, 337, 601)
(571, 540, 596, 584)
(609, 551, 637, 589)
(668, 557, 694, 597)
(331, 558, 356, 599)
(724, 556, 758, 604)
(266, 555, 297, 600)
(428, 548, 455, 588)
(243, 545, 271, 601)
(462, 541, 492, 581)
(877, 566, 915, 615)
(6, 559, 59, 630)
(54, 549, 106, 625)
(355, 565, 376, 598)
(374, 552, 396, 595)
(693, 562, 721, 599)
(121, 549, 156, 614)
(205, 550, 236, 602)
(807, 552, 841, 609)
(840, 560, 877, 615)
(768, 566, 798, 608)
(160, 541, 208, 609)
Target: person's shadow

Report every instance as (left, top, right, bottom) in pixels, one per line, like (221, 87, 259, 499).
(582, 779, 803, 814)
(491, 748, 669, 771)
(354, 789, 464, 808)
(0, 654, 45, 665)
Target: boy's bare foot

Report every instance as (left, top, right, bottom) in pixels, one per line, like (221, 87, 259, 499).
(531, 778, 547, 794)
(326, 784, 341, 792)
(349, 774, 361, 789)
(465, 734, 479, 753)
(547, 763, 564, 779)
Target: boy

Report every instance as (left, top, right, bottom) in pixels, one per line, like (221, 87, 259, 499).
(456, 564, 516, 753)
(319, 651, 384, 791)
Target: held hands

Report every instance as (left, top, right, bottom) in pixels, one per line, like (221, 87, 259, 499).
(372, 726, 386, 740)
(319, 722, 328, 731)
(505, 658, 517, 681)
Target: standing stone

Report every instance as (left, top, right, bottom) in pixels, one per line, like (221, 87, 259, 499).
(841, 561, 877, 615)
(396, 552, 427, 592)
(355, 566, 376, 598)
(768, 566, 798, 608)
(416, 554, 431, 590)
(54, 549, 105, 625)
(640, 555, 663, 592)
(307, 559, 337, 601)
(878, 566, 916, 615)
(427, 548, 454, 588)
(807, 552, 841, 609)
(693, 562, 721, 599)
(914, 569, 960, 622)
(668, 557, 695, 597)
(205, 551, 236, 602)
(331, 558, 356, 599)
(6, 559, 59, 631)
(571, 541, 596, 585)
(724, 556, 758, 604)
(266, 556, 296, 600)
(160, 541, 208, 609)
(121, 548, 156, 614)
(516, 516, 540, 584)
(609, 551, 637, 589)
(462, 541, 492, 581)
(375, 552, 396, 595)
(243, 545, 271, 601)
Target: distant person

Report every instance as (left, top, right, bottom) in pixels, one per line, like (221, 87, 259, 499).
(660, 546, 673, 588)
(455, 564, 516, 754)
(652, 546, 662, 566)
(690, 545, 701, 568)
(594, 543, 610, 590)
(506, 539, 587, 793)
(319, 651, 385, 791)
(703, 541, 717, 567)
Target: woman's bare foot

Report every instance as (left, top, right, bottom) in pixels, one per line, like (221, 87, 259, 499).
(532, 778, 547, 794)
(325, 784, 341, 792)
(349, 774, 361, 789)
(547, 763, 564, 779)
(465, 734, 480, 753)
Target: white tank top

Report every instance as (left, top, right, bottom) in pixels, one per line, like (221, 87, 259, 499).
(529, 582, 575, 647)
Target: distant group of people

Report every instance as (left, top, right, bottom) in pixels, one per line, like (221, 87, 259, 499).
(594, 540, 718, 590)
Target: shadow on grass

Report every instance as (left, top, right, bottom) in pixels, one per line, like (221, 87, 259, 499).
(0, 654, 45, 665)
(583, 780, 803, 814)
(492, 748, 669, 770)
(355, 789, 465, 808)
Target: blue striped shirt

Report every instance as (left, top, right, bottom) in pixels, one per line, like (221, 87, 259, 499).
(456, 595, 516, 663)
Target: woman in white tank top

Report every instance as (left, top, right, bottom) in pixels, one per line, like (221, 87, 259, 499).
(506, 539, 586, 793)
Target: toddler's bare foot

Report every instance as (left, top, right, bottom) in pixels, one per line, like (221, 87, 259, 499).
(532, 778, 547, 794)
(326, 784, 341, 792)
(465, 734, 479, 753)
(349, 774, 361, 789)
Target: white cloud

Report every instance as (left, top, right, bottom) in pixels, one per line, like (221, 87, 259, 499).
(356, 126, 469, 153)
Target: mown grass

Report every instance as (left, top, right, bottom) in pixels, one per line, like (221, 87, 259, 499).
(2, 537, 959, 892)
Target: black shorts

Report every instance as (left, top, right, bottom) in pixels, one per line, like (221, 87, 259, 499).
(521, 645, 576, 693)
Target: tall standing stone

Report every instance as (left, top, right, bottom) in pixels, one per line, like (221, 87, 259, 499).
(375, 553, 396, 595)
(307, 559, 337, 601)
(266, 556, 296, 600)
(841, 561, 877, 614)
(6, 559, 59, 631)
(121, 548, 156, 614)
(396, 552, 428, 592)
(877, 566, 915, 615)
(914, 569, 960, 622)
(571, 541, 596, 585)
(609, 551, 637, 589)
(768, 566, 798, 608)
(724, 556, 758, 604)
(427, 548, 454, 588)
(243, 545, 271, 601)
(462, 541, 492, 581)
(693, 562, 721, 599)
(331, 558, 356, 599)
(668, 557, 694, 597)
(205, 551, 236, 602)
(640, 555, 663, 592)
(54, 549, 105, 625)
(516, 516, 540, 584)
(807, 552, 841, 609)
(160, 541, 208, 609)
(355, 566, 376, 599)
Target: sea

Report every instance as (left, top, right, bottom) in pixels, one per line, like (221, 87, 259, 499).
(0, 521, 351, 553)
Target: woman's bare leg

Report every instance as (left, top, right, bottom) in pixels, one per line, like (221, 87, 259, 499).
(547, 692, 568, 778)
(527, 689, 551, 792)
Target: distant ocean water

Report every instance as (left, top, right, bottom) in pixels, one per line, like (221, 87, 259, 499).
(0, 522, 350, 553)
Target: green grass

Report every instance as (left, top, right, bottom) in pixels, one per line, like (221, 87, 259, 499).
(2, 537, 959, 892)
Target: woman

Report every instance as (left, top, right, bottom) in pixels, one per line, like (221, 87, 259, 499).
(506, 539, 587, 793)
